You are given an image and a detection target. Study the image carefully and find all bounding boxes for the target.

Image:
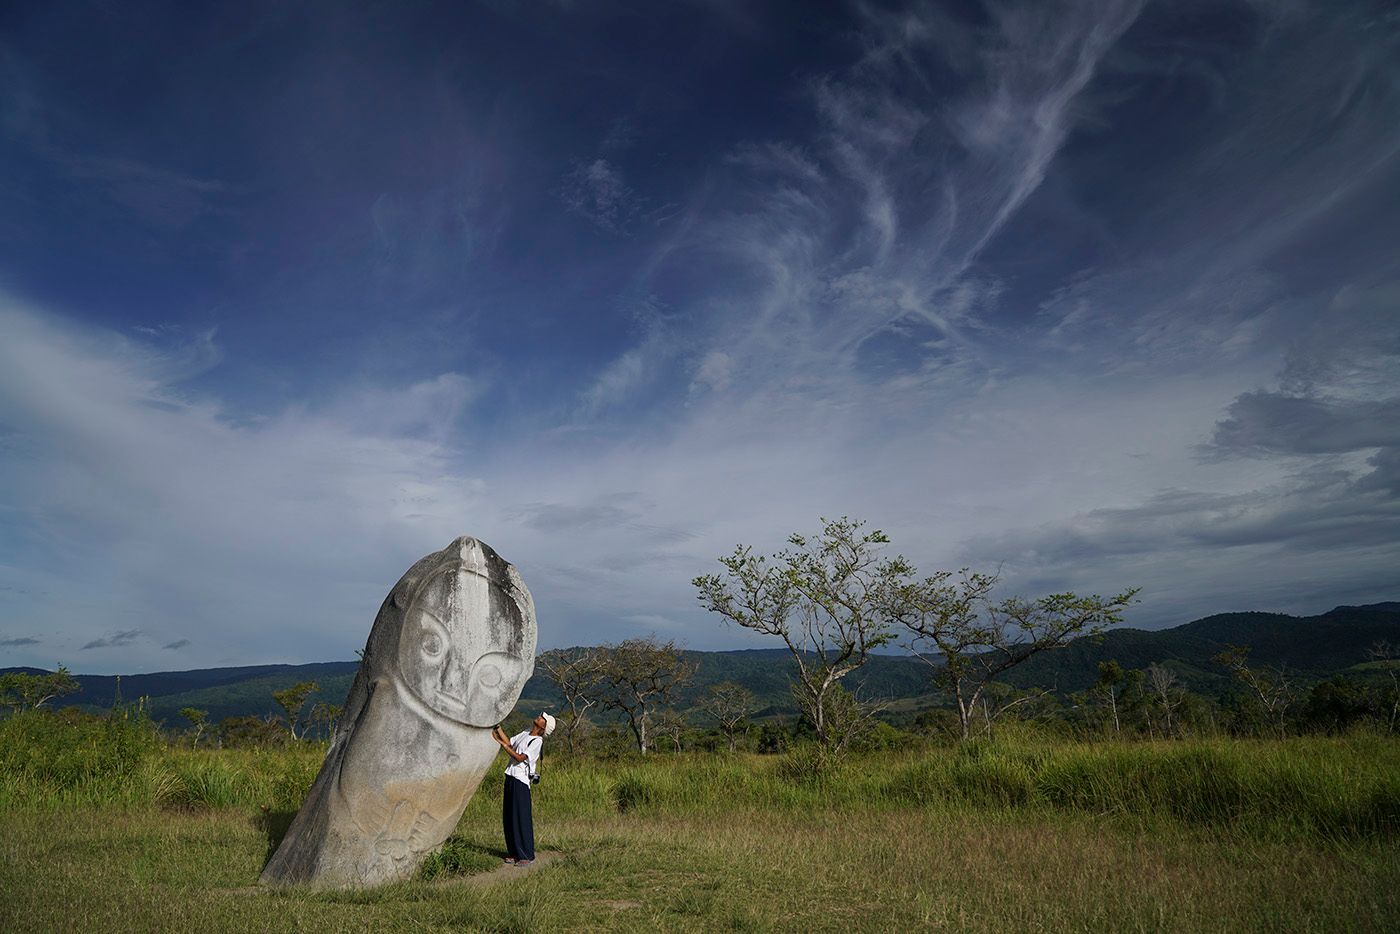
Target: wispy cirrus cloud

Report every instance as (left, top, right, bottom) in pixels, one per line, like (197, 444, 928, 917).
(1, 1, 1397, 677)
(560, 158, 637, 233)
(624, 0, 1150, 405)
(560, 0, 1400, 628)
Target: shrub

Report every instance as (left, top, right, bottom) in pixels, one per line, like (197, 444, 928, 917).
(611, 771, 655, 812)
(0, 707, 159, 795)
(775, 744, 839, 786)
(419, 836, 497, 880)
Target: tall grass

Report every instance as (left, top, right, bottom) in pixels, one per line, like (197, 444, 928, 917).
(890, 735, 1400, 838)
(3, 708, 1396, 841)
(0, 710, 321, 812)
(492, 732, 1400, 841)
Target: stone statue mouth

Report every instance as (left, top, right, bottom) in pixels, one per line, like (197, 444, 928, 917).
(433, 690, 469, 712)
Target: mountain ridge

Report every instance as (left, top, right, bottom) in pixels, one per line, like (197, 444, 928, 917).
(4, 602, 1396, 723)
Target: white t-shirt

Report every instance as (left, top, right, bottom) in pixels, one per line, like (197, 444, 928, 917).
(504, 731, 542, 786)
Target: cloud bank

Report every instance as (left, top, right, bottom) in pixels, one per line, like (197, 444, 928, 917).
(0, 0, 1397, 673)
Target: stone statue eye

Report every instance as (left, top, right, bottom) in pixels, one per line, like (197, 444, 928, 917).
(470, 652, 519, 693)
(422, 632, 443, 657)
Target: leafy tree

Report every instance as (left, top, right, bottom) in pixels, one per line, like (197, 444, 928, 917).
(536, 647, 606, 754)
(855, 720, 907, 753)
(0, 674, 24, 713)
(912, 706, 961, 740)
(1117, 667, 1152, 736)
(756, 720, 790, 754)
(694, 516, 914, 752)
(1367, 640, 1399, 733)
(893, 570, 1138, 740)
(1213, 645, 1296, 739)
(217, 714, 284, 748)
(1303, 677, 1377, 734)
(1176, 690, 1219, 738)
(179, 707, 208, 747)
(271, 680, 318, 740)
(592, 637, 695, 754)
(698, 681, 757, 752)
(0, 666, 80, 712)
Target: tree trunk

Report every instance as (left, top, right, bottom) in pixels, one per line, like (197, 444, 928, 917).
(956, 682, 978, 741)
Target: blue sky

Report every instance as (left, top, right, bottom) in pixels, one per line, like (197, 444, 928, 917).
(2, 0, 1398, 674)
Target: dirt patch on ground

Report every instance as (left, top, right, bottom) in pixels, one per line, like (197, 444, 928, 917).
(230, 850, 560, 895)
(435, 849, 560, 888)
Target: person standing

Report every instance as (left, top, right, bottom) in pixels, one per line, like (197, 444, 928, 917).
(493, 712, 554, 865)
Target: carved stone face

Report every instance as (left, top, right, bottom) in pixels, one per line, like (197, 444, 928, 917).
(395, 558, 530, 727)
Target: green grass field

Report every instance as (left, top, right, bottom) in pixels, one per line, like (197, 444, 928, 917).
(2, 720, 1398, 932)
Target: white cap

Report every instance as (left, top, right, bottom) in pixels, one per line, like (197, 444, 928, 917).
(541, 712, 556, 737)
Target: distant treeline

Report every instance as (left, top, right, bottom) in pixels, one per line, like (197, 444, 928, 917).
(4, 601, 1397, 753)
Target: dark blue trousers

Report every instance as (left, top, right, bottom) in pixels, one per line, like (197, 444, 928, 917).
(502, 777, 535, 861)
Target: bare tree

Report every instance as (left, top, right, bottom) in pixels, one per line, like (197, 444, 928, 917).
(272, 680, 318, 740)
(1146, 663, 1182, 738)
(537, 647, 605, 754)
(694, 517, 914, 752)
(308, 702, 342, 741)
(1214, 645, 1296, 740)
(653, 708, 689, 753)
(699, 681, 757, 752)
(894, 570, 1138, 740)
(592, 637, 696, 754)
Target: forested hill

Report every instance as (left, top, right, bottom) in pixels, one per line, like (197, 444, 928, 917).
(0, 661, 361, 727)
(5, 602, 1396, 724)
(1000, 602, 1400, 694)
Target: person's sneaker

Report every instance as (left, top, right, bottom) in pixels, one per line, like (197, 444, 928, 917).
(502, 858, 516, 864)
(514, 859, 533, 867)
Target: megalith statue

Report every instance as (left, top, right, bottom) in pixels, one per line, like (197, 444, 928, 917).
(260, 536, 537, 888)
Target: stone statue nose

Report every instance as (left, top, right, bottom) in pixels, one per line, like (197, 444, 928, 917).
(436, 646, 462, 696)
